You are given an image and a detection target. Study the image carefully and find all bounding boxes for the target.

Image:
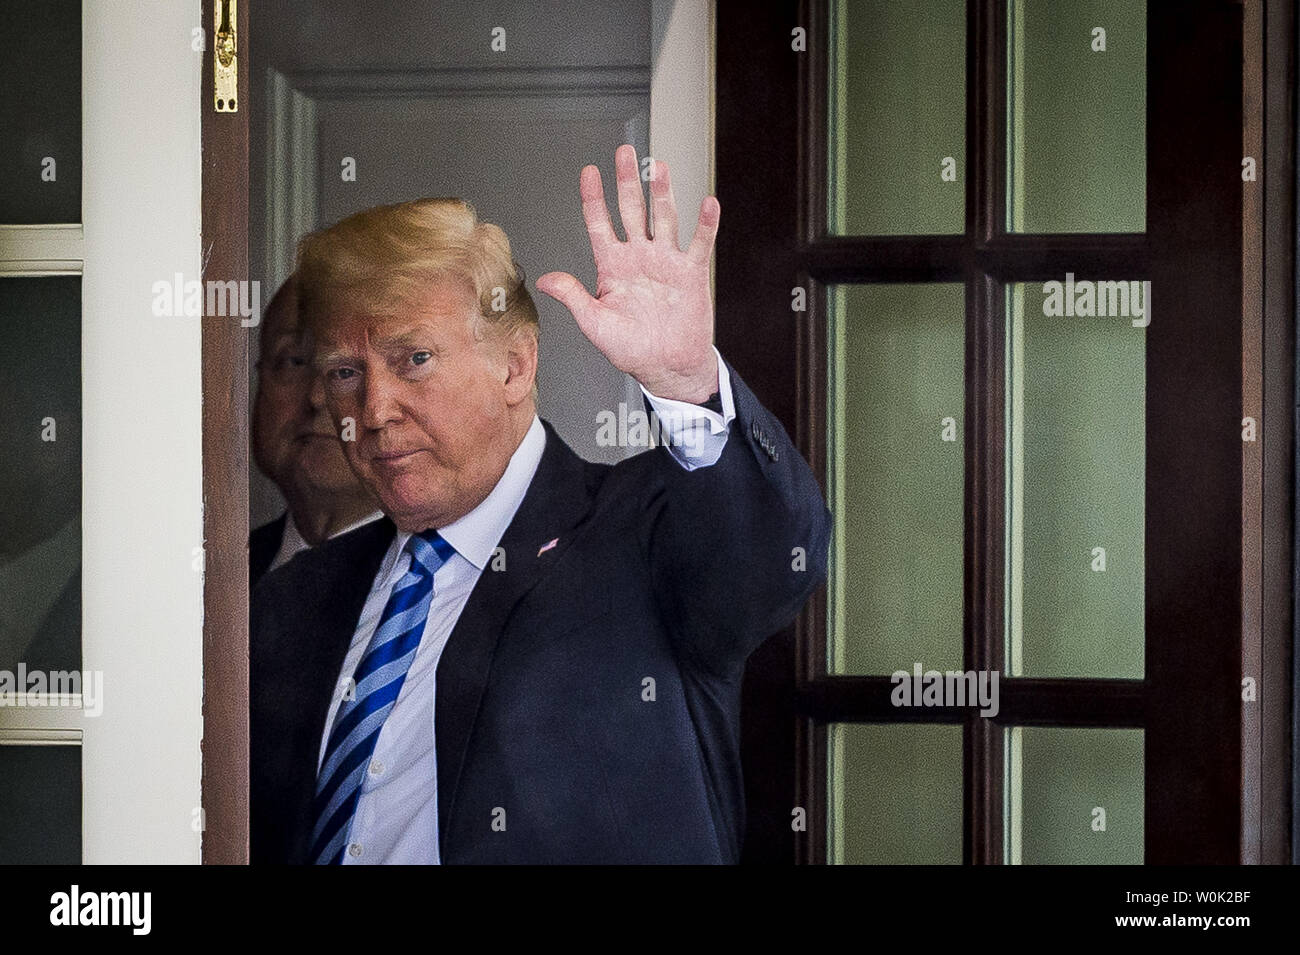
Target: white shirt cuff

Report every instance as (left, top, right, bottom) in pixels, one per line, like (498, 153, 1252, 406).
(638, 347, 735, 470)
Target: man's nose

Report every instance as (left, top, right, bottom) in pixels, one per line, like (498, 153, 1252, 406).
(359, 372, 403, 429)
(307, 371, 327, 411)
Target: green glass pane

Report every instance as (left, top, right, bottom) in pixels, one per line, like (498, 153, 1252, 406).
(1008, 727, 1143, 864)
(0, 277, 82, 673)
(1007, 0, 1146, 233)
(829, 0, 965, 235)
(0, 744, 81, 864)
(829, 285, 964, 676)
(1006, 282, 1144, 679)
(830, 723, 963, 864)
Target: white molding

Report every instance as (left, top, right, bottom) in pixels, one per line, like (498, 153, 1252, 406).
(0, 701, 86, 735)
(0, 224, 84, 276)
(644, 0, 715, 423)
(81, 0, 202, 864)
(264, 66, 652, 294)
(287, 65, 652, 99)
(265, 68, 318, 292)
(0, 728, 82, 746)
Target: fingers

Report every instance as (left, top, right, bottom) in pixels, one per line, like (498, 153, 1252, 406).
(649, 159, 680, 249)
(686, 195, 721, 267)
(580, 165, 618, 259)
(534, 271, 599, 325)
(614, 144, 648, 242)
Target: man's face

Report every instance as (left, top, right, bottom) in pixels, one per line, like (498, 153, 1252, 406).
(252, 286, 361, 501)
(316, 277, 527, 532)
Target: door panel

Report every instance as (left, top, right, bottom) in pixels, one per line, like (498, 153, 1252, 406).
(716, 0, 1245, 863)
(0, 0, 204, 864)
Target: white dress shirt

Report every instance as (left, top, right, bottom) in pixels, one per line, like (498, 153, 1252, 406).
(323, 348, 737, 864)
(269, 509, 384, 574)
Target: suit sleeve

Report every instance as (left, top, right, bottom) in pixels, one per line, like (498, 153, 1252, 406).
(640, 358, 832, 677)
(639, 346, 735, 469)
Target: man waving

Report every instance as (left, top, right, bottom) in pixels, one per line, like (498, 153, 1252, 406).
(251, 145, 831, 864)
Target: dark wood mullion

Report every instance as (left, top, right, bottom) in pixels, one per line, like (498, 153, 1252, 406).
(963, 267, 1005, 865)
(798, 676, 1145, 726)
(797, 0, 830, 696)
(974, 235, 1151, 280)
(795, 267, 829, 866)
(807, 235, 969, 282)
(1145, 0, 1243, 863)
(794, 0, 830, 866)
(962, 0, 1006, 866)
(715, 0, 808, 864)
(796, 714, 827, 865)
(801, 0, 830, 245)
(972, 0, 1005, 244)
(806, 233, 1150, 284)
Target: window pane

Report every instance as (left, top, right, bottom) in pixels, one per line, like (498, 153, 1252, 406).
(829, 723, 963, 864)
(1, 0, 81, 224)
(1007, 727, 1143, 864)
(1006, 282, 1144, 678)
(828, 0, 965, 235)
(829, 285, 964, 675)
(0, 277, 82, 673)
(0, 744, 81, 863)
(1007, 0, 1145, 233)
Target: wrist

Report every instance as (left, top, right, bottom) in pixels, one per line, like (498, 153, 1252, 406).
(639, 354, 719, 404)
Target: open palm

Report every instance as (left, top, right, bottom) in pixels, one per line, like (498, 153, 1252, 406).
(535, 144, 721, 403)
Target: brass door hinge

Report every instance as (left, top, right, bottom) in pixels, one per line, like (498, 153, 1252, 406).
(214, 0, 237, 112)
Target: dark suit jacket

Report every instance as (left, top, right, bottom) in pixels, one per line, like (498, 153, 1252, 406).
(251, 363, 831, 864)
(249, 513, 287, 589)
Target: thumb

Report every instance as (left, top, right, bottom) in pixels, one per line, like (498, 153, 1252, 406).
(535, 272, 597, 321)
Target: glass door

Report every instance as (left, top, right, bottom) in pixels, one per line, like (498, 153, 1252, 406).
(714, 0, 1246, 863)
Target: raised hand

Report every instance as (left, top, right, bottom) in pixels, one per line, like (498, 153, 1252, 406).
(535, 144, 721, 403)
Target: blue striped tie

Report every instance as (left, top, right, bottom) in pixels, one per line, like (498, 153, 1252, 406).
(310, 529, 456, 865)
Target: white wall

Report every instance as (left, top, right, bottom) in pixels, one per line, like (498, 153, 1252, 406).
(81, 0, 203, 863)
(651, 0, 715, 256)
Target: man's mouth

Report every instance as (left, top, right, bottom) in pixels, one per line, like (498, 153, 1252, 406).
(372, 448, 422, 463)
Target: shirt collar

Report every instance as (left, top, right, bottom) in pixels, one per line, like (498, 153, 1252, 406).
(335, 510, 385, 537)
(273, 509, 387, 573)
(273, 512, 310, 570)
(392, 415, 547, 571)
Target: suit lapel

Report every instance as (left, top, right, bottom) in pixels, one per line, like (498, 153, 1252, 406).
(289, 517, 396, 814)
(435, 420, 594, 850)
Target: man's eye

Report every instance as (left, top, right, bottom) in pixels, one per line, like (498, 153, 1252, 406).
(411, 351, 432, 366)
(327, 367, 357, 381)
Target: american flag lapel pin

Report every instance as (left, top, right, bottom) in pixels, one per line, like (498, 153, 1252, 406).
(537, 537, 559, 557)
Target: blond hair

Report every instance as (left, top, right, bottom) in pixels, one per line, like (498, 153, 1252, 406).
(295, 198, 538, 346)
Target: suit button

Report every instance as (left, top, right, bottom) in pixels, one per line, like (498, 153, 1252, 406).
(348, 843, 363, 858)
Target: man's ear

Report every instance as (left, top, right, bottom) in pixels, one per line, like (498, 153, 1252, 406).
(502, 326, 538, 405)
